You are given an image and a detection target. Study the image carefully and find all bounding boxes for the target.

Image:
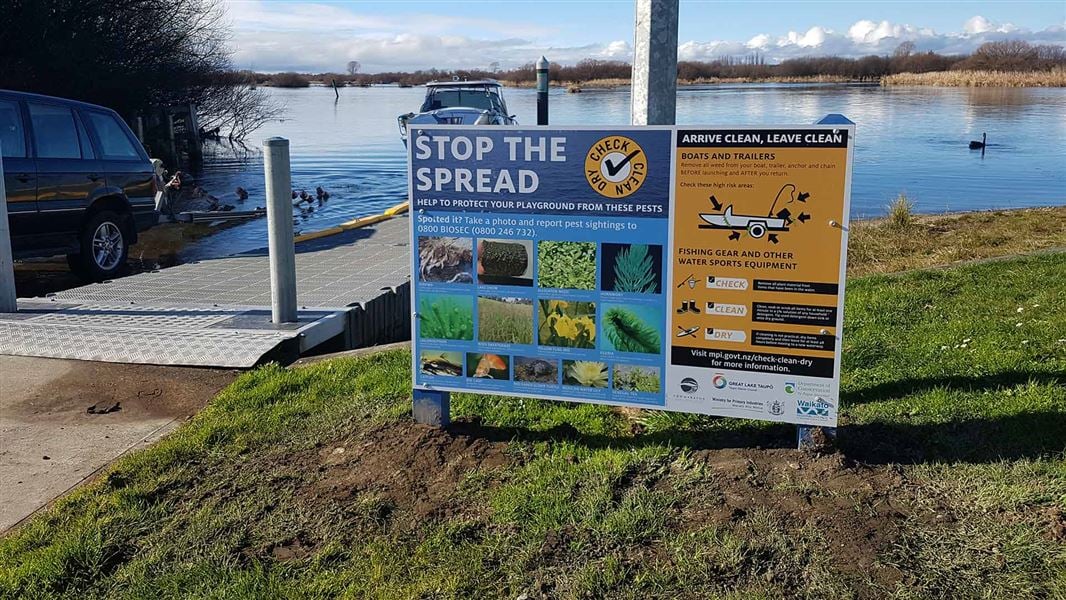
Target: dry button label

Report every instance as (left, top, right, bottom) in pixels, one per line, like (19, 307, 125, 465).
(707, 276, 748, 290)
(705, 328, 747, 343)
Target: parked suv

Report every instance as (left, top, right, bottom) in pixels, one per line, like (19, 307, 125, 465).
(1, 90, 157, 280)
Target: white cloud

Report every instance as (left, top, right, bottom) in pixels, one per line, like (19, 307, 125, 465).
(678, 16, 1065, 63)
(223, 3, 1066, 72)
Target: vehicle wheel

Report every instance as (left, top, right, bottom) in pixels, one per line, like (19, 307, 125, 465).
(68, 210, 130, 281)
(747, 222, 767, 239)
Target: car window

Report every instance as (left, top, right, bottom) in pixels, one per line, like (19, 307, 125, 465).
(0, 100, 28, 158)
(28, 103, 82, 159)
(86, 111, 140, 159)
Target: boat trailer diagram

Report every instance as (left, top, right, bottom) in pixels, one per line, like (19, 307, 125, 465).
(698, 184, 812, 243)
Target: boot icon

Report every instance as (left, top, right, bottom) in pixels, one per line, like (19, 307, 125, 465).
(675, 300, 701, 314)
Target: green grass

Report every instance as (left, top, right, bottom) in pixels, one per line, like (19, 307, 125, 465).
(2, 253, 1064, 599)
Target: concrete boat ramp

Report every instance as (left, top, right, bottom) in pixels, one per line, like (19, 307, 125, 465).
(0, 215, 411, 368)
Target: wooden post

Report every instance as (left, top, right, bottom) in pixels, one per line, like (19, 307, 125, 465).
(186, 104, 202, 161)
(331, 78, 340, 100)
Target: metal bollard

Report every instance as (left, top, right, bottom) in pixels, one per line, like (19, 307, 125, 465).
(263, 137, 297, 324)
(0, 146, 16, 312)
(536, 56, 550, 125)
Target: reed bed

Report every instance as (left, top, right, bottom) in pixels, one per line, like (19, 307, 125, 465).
(882, 69, 1066, 87)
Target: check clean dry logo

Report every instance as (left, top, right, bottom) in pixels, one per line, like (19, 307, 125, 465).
(585, 135, 647, 198)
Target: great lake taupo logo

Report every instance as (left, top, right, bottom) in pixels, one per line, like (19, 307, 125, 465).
(585, 135, 647, 198)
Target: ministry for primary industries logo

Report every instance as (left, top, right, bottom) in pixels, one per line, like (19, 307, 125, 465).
(712, 374, 728, 389)
(585, 135, 647, 198)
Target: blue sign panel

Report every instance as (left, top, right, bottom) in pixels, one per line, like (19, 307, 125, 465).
(410, 127, 672, 407)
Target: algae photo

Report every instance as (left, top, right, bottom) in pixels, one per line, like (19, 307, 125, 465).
(465, 353, 510, 379)
(601, 243, 662, 294)
(477, 239, 533, 286)
(417, 293, 474, 340)
(537, 240, 597, 290)
(478, 296, 533, 344)
(601, 303, 663, 354)
(418, 237, 473, 283)
(562, 360, 608, 388)
(538, 299, 597, 349)
(612, 364, 661, 392)
(514, 356, 559, 383)
(419, 351, 463, 377)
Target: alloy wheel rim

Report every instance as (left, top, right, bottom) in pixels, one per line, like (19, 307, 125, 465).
(92, 222, 123, 270)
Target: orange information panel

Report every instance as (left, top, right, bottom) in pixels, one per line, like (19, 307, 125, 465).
(665, 127, 855, 426)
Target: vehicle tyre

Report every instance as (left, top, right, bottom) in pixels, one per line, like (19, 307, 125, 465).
(68, 210, 130, 281)
(747, 222, 767, 239)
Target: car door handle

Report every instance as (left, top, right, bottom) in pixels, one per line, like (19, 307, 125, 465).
(88, 173, 101, 182)
(14, 173, 33, 183)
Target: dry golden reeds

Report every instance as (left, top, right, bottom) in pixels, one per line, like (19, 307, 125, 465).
(882, 69, 1066, 87)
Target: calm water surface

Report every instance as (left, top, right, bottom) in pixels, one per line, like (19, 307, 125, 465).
(187, 84, 1065, 259)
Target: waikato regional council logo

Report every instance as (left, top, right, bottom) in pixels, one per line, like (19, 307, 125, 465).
(585, 135, 647, 198)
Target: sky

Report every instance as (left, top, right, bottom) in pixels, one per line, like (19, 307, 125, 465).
(224, 0, 1066, 72)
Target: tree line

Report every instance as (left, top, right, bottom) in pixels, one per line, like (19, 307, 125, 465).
(249, 40, 1066, 88)
(0, 0, 277, 142)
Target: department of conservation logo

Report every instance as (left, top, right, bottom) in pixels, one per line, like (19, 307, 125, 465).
(784, 382, 796, 395)
(679, 377, 699, 393)
(584, 135, 647, 198)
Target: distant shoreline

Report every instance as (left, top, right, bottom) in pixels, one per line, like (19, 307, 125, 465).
(296, 70, 1066, 90)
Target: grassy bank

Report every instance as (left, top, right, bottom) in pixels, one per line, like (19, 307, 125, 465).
(848, 205, 1066, 277)
(2, 250, 1064, 598)
(882, 69, 1066, 87)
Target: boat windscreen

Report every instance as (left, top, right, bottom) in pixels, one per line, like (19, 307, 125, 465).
(421, 89, 503, 112)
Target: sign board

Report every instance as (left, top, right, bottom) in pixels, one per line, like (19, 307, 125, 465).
(410, 125, 853, 426)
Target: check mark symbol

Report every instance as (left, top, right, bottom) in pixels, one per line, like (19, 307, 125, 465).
(604, 150, 641, 177)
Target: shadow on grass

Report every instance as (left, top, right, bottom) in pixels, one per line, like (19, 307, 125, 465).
(842, 371, 1066, 407)
(446, 410, 1065, 466)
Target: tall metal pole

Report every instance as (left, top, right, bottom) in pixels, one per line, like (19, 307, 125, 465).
(263, 137, 298, 324)
(631, 0, 679, 125)
(0, 144, 16, 312)
(536, 55, 550, 125)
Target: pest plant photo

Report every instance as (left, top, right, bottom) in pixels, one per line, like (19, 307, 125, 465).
(601, 243, 662, 294)
(612, 364, 661, 393)
(562, 360, 608, 388)
(418, 237, 474, 283)
(538, 299, 597, 349)
(601, 303, 664, 354)
(417, 293, 474, 340)
(478, 296, 534, 345)
(537, 240, 597, 290)
(477, 239, 533, 286)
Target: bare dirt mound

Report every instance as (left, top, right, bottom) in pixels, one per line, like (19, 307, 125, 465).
(295, 418, 918, 592)
(306, 421, 511, 522)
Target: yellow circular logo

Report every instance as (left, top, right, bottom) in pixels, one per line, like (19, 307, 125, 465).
(584, 135, 647, 198)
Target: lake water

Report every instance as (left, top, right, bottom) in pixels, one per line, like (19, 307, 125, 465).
(187, 83, 1065, 259)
